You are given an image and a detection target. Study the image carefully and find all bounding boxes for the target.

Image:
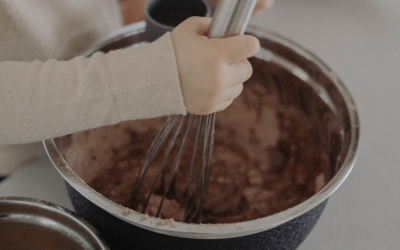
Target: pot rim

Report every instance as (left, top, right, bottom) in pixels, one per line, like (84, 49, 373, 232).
(44, 21, 359, 239)
(144, 0, 212, 31)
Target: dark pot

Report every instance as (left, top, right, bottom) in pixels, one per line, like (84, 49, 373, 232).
(144, 0, 211, 42)
(44, 16, 359, 250)
(66, 183, 328, 250)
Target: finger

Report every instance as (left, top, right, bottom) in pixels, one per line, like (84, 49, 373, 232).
(225, 59, 253, 87)
(178, 16, 212, 36)
(222, 83, 244, 102)
(214, 99, 233, 112)
(210, 35, 260, 63)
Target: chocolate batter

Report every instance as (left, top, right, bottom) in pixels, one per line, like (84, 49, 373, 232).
(61, 57, 342, 224)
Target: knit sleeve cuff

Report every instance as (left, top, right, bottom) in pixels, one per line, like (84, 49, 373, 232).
(106, 32, 187, 121)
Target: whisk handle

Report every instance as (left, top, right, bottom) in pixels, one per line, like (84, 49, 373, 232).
(208, 0, 257, 38)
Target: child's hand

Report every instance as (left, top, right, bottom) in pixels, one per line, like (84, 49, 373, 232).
(171, 17, 260, 115)
(207, 0, 275, 15)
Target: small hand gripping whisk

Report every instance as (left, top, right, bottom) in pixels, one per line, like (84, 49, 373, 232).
(130, 0, 258, 223)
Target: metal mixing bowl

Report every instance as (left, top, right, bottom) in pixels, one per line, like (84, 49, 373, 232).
(44, 21, 359, 250)
(0, 197, 109, 250)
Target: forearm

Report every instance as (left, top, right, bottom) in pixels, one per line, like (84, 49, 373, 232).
(0, 33, 185, 145)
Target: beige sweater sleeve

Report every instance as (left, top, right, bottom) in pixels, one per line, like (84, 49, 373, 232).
(0, 33, 186, 145)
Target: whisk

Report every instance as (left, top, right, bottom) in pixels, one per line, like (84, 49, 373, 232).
(130, 0, 258, 223)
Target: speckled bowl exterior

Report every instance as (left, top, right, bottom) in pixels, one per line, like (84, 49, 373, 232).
(67, 183, 328, 250)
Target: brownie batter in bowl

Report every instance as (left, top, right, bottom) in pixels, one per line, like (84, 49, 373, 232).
(44, 22, 358, 249)
(62, 56, 339, 224)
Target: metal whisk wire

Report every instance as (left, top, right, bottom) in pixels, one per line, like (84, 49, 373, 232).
(130, 0, 257, 222)
(183, 113, 215, 222)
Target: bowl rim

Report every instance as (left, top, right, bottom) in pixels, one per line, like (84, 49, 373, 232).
(44, 21, 360, 239)
(0, 197, 109, 249)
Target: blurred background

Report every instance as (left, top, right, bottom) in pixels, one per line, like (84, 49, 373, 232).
(250, 1, 400, 249)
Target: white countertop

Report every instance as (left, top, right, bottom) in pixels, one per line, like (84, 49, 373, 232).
(1, 0, 400, 249)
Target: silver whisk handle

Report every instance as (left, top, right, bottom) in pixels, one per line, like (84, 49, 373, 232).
(208, 0, 257, 38)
